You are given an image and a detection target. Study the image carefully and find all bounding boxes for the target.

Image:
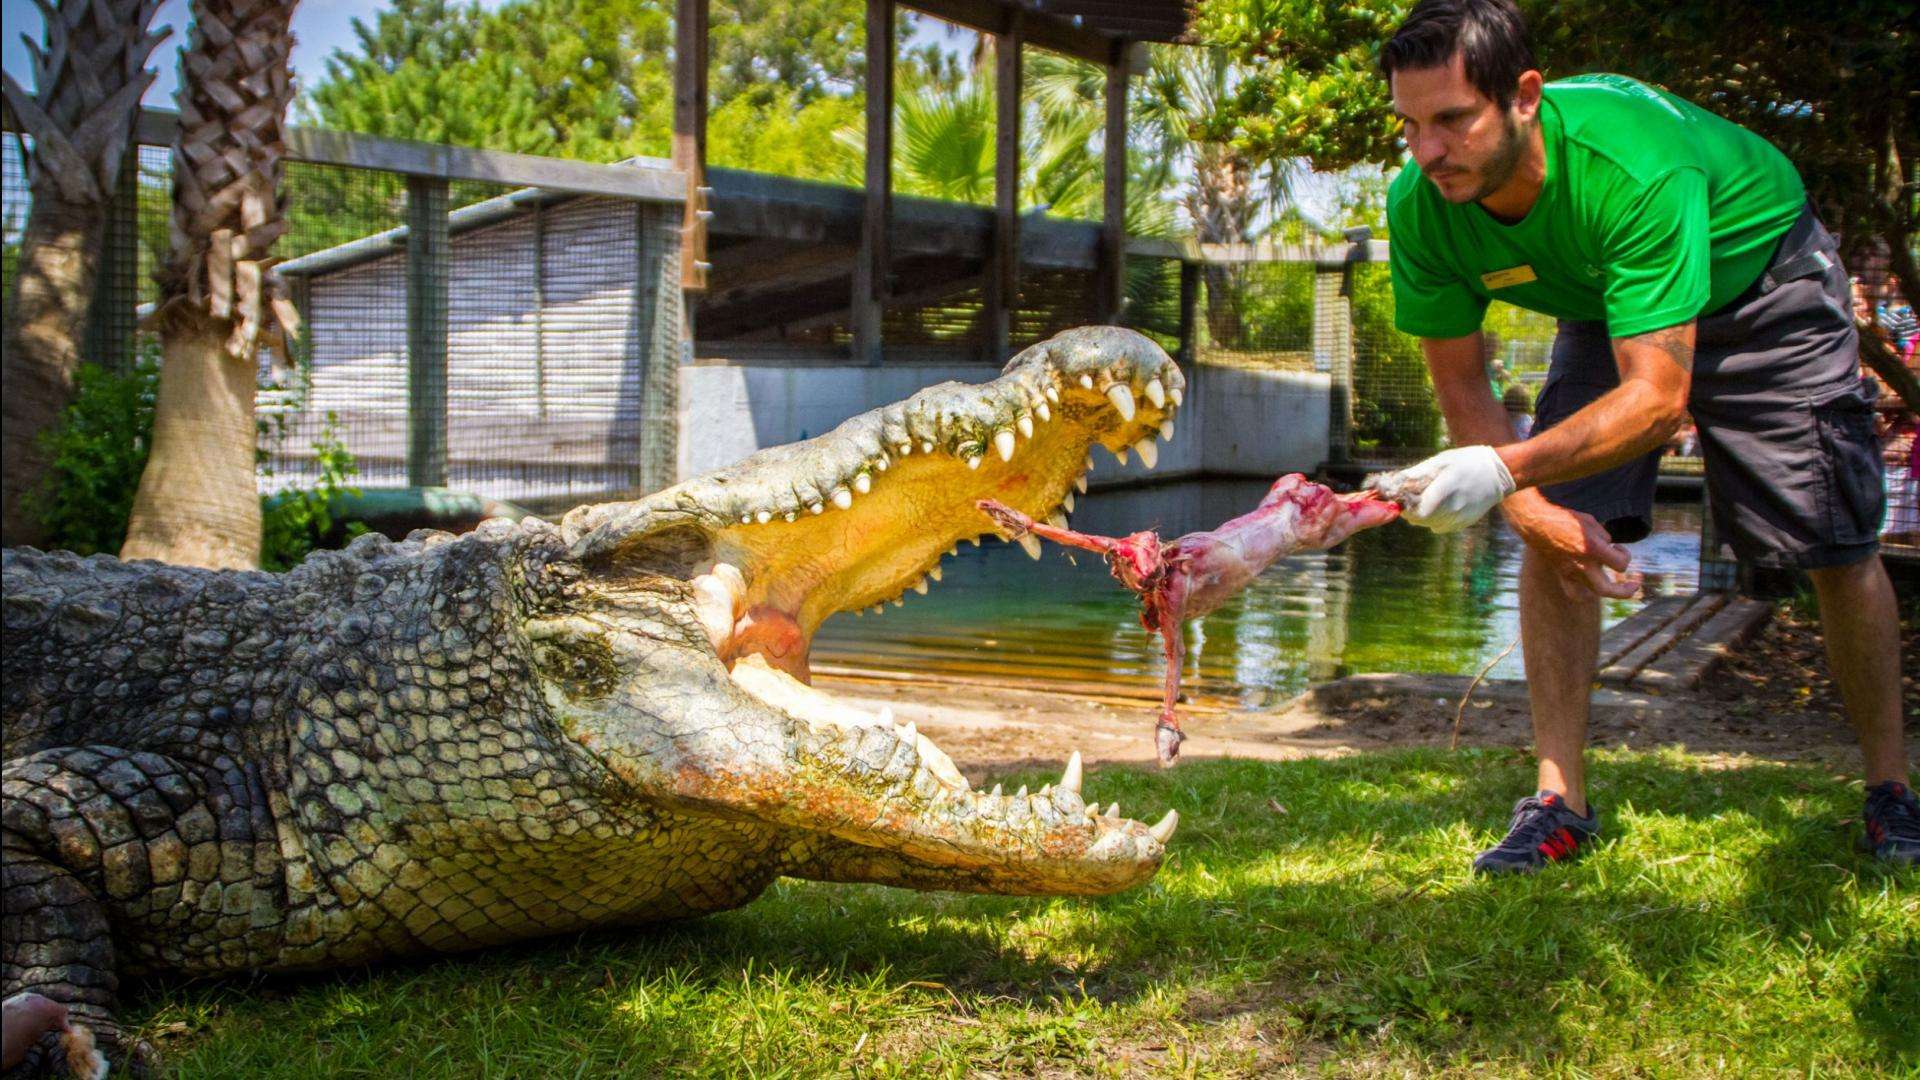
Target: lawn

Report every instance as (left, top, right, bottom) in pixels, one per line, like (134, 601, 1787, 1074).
(132, 746, 1917, 1077)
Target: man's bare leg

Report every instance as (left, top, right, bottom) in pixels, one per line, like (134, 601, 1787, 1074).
(1519, 545, 1601, 815)
(1807, 554, 1910, 787)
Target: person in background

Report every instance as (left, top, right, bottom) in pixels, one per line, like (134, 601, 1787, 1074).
(1501, 382, 1533, 441)
(1875, 275, 1916, 354)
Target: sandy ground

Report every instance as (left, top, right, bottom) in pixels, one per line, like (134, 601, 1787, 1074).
(815, 606, 1916, 780)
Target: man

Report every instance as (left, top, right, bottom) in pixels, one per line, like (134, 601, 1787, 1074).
(1376, 0, 1915, 871)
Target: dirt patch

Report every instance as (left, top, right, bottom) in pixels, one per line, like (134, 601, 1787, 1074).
(815, 602, 1912, 778)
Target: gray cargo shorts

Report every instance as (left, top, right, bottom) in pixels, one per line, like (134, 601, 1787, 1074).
(1533, 204, 1885, 569)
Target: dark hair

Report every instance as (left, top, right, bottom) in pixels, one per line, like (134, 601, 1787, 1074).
(1380, 0, 1536, 108)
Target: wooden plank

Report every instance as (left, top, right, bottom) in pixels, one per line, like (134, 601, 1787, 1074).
(985, 16, 1022, 361)
(1597, 593, 1726, 686)
(1594, 595, 1688, 672)
(1097, 44, 1128, 324)
(118, 108, 686, 203)
(854, 0, 895, 365)
(1633, 598, 1772, 692)
(674, 0, 711, 290)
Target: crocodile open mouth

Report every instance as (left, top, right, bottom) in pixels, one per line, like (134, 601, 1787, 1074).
(560, 328, 1188, 885)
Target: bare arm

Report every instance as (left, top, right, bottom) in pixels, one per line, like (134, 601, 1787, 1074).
(1495, 322, 1694, 490)
(1422, 331, 1516, 451)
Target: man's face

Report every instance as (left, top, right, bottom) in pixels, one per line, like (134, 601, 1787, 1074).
(1391, 52, 1530, 204)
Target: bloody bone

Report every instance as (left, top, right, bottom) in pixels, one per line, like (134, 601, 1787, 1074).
(979, 474, 1400, 764)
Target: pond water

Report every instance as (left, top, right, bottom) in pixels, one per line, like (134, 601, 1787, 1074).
(812, 478, 1703, 709)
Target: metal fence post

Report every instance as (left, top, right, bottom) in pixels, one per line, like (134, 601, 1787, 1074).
(635, 201, 682, 493)
(80, 141, 141, 374)
(406, 175, 449, 488)
(1313, 265, 1354, 465)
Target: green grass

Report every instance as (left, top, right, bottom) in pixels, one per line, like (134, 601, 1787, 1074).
(132, 747, 1917, 1077)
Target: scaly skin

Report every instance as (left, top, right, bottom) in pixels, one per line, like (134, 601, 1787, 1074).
(980, 475, 1401, 763)
(1, 327, 1185, 1076)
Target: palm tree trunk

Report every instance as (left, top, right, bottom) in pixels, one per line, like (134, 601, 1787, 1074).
(121, 0, 299, 569)
(0, 0, 169, 546)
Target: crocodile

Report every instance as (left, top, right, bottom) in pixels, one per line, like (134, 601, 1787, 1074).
(2, 326, 1187, 1074)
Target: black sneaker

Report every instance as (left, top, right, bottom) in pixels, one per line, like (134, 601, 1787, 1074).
(1472, 790, 1599, 875)
(1862, 781, 1920, 866)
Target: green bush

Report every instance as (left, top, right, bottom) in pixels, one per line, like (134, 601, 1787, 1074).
(27, 352, 161, 556)
(259, 412, 366, 572)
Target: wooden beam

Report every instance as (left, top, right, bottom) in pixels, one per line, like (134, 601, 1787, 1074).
(985, 15, 1022, 361)
(899, 0, 1130, 66)
(674, 0, 711, 291)
(405, 176, 450, 488)
(854, 0, 895, 365)
(1177, 260, 1198, 366)
(52, 108, 690, 202)
(1097, 42, 1128, 324)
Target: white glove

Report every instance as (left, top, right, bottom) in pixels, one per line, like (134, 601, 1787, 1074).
(1395, 445, 1516, 533)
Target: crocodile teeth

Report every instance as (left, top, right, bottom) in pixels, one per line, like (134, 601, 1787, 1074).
(1149, 808, 1179, 843)
(1160, 419, 1175, 442)
(833, 487, 854, 509)
(740, 514, 751, 524)
(967, 536, 980, 546)
(929, 565, 943, 582)
(784, 511, 797, 522)
(808, 503, 823, 515)
(995, 430, 1016, 462)
(853, 472, 872, 493)
(900, 720, 916, 740)
(991, 783, 1003, 798)
(1169, 386, 1184, 407)
(1036, 401, 1051, 422)
(1015, 785, 1028, 799)
(896, 442, 912, 456)
(1144, 377, 1166, 408)
(1045, 385, 1060, 403)
(1062, 491, 1075, 512)
(756, 510, 773, 524)
(872, 604, 884, 614)
(1048, 511, 1069, 530)
(1074, 474, 1088, 494)
(947, 545, 959, 556)
(1016, 415, 1033, 439)
(1085, 803, 1100, 819)
(966, 456, 982, 470)
(1018, 534, 1043, 561)
(1105, 384, 1137, 422)
(1078, 374, 1094, 389)
(1134, 438, 1158, 469)
(912, 577, 929, 594)
(1104, 802, 1121, 819)
(1085, 454, 1095, 472)
(874, 456, 888, 472)
(1060, 750, 1082, 793)
(921, 441, 935, 454)
(1111, 446, 1129, 466)
(892, 596, 904, 607)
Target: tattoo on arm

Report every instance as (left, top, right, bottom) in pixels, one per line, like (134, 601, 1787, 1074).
(1624, 324, 1695, 372)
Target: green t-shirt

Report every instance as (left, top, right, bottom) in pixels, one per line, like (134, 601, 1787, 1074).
(1386, 74, 1805, 339)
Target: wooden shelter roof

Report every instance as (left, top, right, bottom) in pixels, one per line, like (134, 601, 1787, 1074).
(903, 0, 1195, 64)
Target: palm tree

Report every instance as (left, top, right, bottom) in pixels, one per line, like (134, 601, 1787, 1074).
(121, 0, 300, 569)
(1, 0, 170, 546)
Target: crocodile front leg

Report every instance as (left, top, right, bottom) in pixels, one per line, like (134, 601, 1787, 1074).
(3, 745, 276, 1077)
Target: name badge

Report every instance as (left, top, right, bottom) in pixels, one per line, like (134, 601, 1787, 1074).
(1480, 265, 1537, 290)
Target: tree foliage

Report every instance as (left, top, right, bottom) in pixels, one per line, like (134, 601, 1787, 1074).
(1192, 0, 1918, 283)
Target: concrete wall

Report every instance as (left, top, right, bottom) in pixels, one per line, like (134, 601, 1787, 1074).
(677, 359, 1330, 486)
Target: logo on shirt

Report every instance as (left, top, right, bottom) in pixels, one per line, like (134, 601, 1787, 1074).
(1480, 265, 1538, 290)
